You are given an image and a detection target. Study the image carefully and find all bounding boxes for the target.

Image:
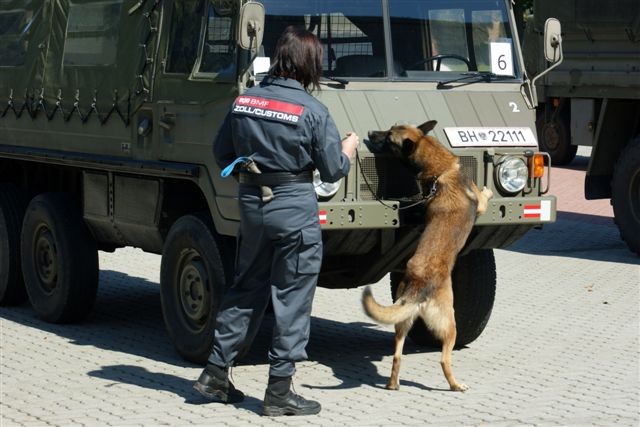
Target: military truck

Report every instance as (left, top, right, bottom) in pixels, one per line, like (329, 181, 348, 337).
(0, 0, 558, 363)
(521, 0, 640, 254)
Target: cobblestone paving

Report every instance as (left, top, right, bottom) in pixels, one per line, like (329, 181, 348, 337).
(1, 153, 639, 426)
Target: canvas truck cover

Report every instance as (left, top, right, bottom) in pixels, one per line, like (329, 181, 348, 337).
(533, 0, 640, 31)
(0, 0, 161, 125)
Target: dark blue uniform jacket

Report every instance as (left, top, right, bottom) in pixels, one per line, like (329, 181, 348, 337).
(213, 77, 350, 183)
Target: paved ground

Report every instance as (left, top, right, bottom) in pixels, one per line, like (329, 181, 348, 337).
(1, 148, 639, 426)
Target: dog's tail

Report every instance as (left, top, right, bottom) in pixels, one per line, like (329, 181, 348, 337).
(361, 286, 419, 325)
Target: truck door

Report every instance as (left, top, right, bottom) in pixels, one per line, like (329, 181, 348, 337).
(152, 0, 237, 168)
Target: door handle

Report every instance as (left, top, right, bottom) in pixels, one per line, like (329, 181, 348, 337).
(159, 113, 175, 130)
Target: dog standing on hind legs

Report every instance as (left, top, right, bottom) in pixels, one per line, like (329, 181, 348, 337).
(362, 120, 493, 392)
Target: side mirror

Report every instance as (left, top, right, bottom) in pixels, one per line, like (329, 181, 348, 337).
(525, 18, 564, 109)
(543, 18, 562, 63)
(238, 1, 265, 50)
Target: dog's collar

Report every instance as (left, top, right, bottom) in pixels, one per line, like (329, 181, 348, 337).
(422, 176, 439, 202)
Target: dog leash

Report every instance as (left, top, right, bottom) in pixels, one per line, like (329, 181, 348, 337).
(355, 151, 437, 210)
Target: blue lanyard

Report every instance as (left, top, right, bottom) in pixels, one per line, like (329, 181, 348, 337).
(220, 156, 253, 177)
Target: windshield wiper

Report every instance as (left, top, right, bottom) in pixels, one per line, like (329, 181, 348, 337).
(436, 72, 511, 90)
(321, 76, 349, 86)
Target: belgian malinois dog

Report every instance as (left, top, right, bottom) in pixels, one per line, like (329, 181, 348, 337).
(362, 120, 493, 392)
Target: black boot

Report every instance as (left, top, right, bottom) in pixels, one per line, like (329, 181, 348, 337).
(193, 363, 244, 403)
(262, 376, 321, 416)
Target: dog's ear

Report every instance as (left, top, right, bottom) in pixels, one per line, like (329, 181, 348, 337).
(418, 120, 438, 135)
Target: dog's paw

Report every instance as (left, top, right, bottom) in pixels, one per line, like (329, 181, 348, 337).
(385, 382, 400, 391)
(481, 186, 494, 200)
(451, 383, 469, 392)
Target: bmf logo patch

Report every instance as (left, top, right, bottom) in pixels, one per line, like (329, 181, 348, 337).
(233, 96, 304, 124)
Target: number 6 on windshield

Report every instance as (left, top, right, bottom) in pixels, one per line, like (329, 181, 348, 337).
(490, 42, 514, 76)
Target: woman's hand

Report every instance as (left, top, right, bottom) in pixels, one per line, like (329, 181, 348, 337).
(341, 132, 359, 160)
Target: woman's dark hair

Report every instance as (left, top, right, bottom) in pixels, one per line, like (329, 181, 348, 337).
(269, 26, 323, 92)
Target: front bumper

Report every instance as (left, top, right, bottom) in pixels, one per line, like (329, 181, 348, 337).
(318, 195, 556, 230)
(318, 200, 400, 229)
(475, 195, 556, 225)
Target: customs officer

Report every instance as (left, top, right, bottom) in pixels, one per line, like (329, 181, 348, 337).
(194, 26, 359, 417)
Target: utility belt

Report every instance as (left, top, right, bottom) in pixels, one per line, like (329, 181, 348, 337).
(239, 170, 313, 186)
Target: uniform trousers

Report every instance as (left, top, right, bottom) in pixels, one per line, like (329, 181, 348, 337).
(208, 182, 322, 378)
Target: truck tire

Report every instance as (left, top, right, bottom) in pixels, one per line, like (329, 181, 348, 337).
(611, 138, 640, 255)
(20, 193, 99, 322)
(391, 249, 496, 348)
(536, 109, 577, 165)
(160, 214, 227, 364)
(0, 184, 29, 306)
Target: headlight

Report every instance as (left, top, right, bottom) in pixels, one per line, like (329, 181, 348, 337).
(313, 170, 342, 199)
(495, 156, 528, 194)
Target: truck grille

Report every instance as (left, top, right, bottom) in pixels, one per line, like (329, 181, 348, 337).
(358, 155, 477, 201)
(459, 156, 478, 183)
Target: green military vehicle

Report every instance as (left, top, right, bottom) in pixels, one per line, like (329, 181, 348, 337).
(0, 0, 559, 363)
(521, 0, 640, 254)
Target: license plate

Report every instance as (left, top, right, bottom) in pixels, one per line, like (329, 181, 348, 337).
(444, 127, 537, 147)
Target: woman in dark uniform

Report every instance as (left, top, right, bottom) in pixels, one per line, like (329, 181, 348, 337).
(194, 27, 359, 417)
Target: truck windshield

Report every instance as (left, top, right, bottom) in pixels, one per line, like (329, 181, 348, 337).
(260, 0, 520, 80)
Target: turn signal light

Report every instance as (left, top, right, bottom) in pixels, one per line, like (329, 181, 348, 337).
(530, 154, 545, 178)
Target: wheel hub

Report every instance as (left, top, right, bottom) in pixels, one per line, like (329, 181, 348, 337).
(542, 123, 561, 151)
(178, 251, 210, 330)
(34, 226, 57, 292)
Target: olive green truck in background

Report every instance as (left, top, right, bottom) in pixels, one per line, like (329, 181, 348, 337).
(521, 0, 640, 254)
(0, 0, 559, 363)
